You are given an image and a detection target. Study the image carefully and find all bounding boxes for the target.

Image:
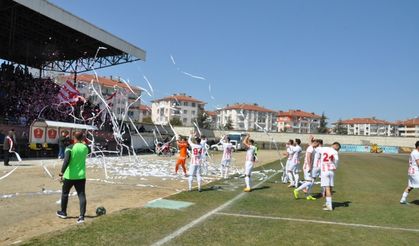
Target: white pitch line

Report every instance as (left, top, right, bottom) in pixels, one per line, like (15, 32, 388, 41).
(151, 171, 281, 246)
(216, 212, 419, 233)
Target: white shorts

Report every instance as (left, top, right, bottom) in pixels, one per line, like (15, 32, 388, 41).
(408, 174, 419, 188)
(303, 170, 313, 181)
(245, 161, 254, 176)
(221, 159, 231, 167)
(189, 164, 201, 177)
(287, 163, 299, 172)
(321, 170, 334, 187)
(285, 160, 291, 171)
(311, 168, 321, 178)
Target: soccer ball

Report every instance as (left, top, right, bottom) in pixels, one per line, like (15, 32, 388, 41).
(96, 206, 106, 216)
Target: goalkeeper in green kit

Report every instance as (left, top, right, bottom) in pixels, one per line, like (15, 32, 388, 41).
(56, 131, 89, 224)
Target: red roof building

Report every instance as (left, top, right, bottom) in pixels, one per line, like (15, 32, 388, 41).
(151, 93, 205, 126)
(277, 110, 321, 133)
(397, 118, 419, 137)
(333, 117, 397, 136)
(218, 103, 277, 131)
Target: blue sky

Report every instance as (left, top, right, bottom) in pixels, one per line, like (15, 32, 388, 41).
(50, 0, 419, 123)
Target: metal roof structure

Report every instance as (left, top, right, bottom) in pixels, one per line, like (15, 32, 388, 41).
(33, 120, 98, 130)
(0, 0, 146, 73)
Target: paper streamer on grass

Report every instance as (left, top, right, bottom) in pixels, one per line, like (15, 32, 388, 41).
(10, 151, 22, 162)
(0, 166, 18, 181)
(42, 162, 54, 179)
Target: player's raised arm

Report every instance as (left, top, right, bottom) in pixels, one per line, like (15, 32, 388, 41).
(243, 134, 251, 148)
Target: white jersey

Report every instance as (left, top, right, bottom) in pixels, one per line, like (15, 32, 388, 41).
(408, 149, 419, 176)
(222, 142, 233, 161)
(246, 146, 257, 162)
(188, 138, 203, 165)
(292, 145, 302, 164)
(313, 146, 322, 169)
(286, 145, 294, 160)
(320, 147, 339, 172)
(200, 139, 208, 157)
(303, 145, 314, 171)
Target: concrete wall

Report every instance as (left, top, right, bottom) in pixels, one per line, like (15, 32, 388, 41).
(173, 126, 417, 148)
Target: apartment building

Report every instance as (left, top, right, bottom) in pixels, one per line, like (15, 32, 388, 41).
(277, 110, 321, 133)
(335, 117, 397, 136)
(217, 103, 276, 131)
(397, 118, 419, 137)
(151, 93, 205, 126)
(57, 74, 141, 121)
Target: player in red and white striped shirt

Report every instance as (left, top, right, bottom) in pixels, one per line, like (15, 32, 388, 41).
(219, 136, 233, 179)
(187, 133, 203, 192)
(319, 142, 341, 211)
(400, 141, 419, 204)
(294, 137, 319, 200)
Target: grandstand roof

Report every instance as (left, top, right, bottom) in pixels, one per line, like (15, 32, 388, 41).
(0, 0, 146, 72)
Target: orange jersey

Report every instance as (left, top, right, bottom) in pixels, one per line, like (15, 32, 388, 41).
(178, 142, 188, 158)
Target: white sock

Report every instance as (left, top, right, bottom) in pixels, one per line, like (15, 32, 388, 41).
(245, 176, 250, 188)
(287, 172, 294, 184)
(401, 192, 409, 202)
(296, 181, 310, 191)
(220, 165, 224, 177)
(188, 175, 193, 190)
(197, 176, 202, 190)
(294, 173, 299, 187)
(326, 197, 332, 207)
(224, 167, 229, 179)
(307, 181, 314, 194)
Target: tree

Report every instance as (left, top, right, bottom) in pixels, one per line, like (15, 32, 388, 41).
(197, 112, 211, 129)
(170, 117, 183, 126)
(224, 116, 234, 130)
(334, 119, 348, 135)
(318, 112, 328, 133)
(142, 116, 153, 124)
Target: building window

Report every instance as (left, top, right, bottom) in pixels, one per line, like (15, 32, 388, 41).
(183, 118, 187, 123)
(192, 102, 196, 107)
(192, 110, 196, 115)
(183, 110, 187, 114)
(183, 102, 188, 106)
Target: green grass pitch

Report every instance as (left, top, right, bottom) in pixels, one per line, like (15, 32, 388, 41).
(24, 153, 419, 246)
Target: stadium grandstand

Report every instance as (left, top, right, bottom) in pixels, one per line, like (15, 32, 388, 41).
(0, 0, 146, 157)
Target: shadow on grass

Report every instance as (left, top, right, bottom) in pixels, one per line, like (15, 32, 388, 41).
(410, 200, 419, 205)
(252, 185, 270, 191)
(333, 201, 351, 208)
(65, 215, 99, 219)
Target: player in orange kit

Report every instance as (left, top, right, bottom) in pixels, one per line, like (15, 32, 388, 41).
(175, 136, 188, 176)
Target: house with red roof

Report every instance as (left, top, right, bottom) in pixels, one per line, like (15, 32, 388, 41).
(333, 117, 397, 136)
(217, 103, 277, 131)
(139, 105, 151, 122)
(151, 93, 205, 126)
(277, 110, 321, 133)
(397, 118, 419, 137)
(57, 74, 142, 121)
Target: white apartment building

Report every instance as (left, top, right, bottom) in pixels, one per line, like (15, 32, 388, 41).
(151, 93, 205, 126)
(57, 74, 142, 121)
(139, 105, 151, 122)
(397, 118, 419, 137)
(217, 103, 276, 131)
(335, 118, 397, 136)
(277, 110, 321, 133)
